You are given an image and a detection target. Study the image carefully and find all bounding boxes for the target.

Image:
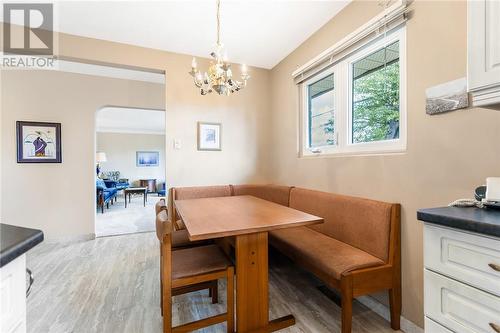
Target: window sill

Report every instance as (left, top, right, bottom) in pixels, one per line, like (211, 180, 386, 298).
(299, 147, 407, 159)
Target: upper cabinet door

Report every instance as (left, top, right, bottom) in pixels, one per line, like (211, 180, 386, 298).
(468, 0, 500, 107)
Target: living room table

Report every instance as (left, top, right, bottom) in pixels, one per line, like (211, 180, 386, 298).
(174, 195, 323, 332)
(124, 187, 148, 208)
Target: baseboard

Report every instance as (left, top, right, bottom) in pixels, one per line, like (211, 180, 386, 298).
(357, 296, 424, 333)
(45, 233, 95, 243)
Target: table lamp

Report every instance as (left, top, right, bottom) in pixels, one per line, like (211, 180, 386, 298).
(96, 152, 107, 177)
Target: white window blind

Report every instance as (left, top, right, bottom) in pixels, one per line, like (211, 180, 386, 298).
(292, 0, 409, 85)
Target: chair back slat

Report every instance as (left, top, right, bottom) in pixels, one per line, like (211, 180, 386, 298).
(156, 198, 167, 215)
(157, 210, 173, 236)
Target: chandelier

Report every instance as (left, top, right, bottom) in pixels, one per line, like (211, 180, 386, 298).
(189, 0, 250, 95)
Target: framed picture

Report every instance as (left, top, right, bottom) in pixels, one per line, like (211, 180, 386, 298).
(16, 121, 62, 163)
(136, 151, 159, 167)
(197, 122, 221, 151)
(426, 77, 469, 115)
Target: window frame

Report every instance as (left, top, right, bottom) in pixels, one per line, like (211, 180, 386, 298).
(300, 26, 406, 158)
(301, 66, 338, 154)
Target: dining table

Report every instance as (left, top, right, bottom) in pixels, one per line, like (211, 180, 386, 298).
(174, 195, 323, 332)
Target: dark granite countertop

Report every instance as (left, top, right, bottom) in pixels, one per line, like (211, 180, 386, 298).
(417, 206, 500, 238)
(0, 223, 44, 268)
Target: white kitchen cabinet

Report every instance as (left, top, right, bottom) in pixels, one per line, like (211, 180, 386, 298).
(425, 269, 500, 333)
(0, 254, 26, 333)
(423, 224, 500, 333)
(468, 0, 500, 108)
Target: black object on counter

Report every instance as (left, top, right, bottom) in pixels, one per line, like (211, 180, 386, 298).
(0, 223, 44, 268)
(417, 206, 500, 238)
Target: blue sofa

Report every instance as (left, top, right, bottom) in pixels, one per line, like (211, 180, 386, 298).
(96, 179, 118, 213)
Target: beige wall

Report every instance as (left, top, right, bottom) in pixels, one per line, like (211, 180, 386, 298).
(269, 0, 500, 327)
(1, 71, 164, 239)
(52, 31, 273, 187)
(96, 132, 166, 187)
(3, 1, 496, 327)
(0, 31, 272, 239)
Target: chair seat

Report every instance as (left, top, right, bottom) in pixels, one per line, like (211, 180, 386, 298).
(172, 245, 231, 281)
(270, 226, 384, 281)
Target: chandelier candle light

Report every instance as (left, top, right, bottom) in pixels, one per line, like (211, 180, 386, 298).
(189, 0, 250, 95)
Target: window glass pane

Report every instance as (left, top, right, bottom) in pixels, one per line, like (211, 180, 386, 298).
(352, 41, 400, 144)
(308, 74, 335, 148)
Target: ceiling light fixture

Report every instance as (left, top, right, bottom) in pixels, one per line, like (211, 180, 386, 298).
(189, 0, 250, 95)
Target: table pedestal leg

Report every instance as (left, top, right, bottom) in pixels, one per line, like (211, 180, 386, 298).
(234, 232, 296, 333)
(235, 232, 269, 332)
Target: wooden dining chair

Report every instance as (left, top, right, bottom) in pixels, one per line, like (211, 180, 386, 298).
(155, 200, 218, 317)
(157, 210, 234, 333)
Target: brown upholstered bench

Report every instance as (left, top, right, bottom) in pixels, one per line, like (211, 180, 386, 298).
(167, 184, 401, 333)
(269, 187, 401, 333)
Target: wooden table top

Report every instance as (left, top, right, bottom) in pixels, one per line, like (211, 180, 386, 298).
(174, 195, 323, 241)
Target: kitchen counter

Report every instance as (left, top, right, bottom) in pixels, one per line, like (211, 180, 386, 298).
(0, 223, 44, 268)
(417, 206, 500, 238)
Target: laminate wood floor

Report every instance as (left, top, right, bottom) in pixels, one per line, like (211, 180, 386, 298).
(27, 232, 401, 333)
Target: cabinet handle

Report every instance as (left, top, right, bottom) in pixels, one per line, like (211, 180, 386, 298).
(488, 263, 500, 272)
(26, 268, 34, 297)
(490, 323, 500, 333)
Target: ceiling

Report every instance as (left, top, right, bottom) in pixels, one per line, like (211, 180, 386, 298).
(96, 107, 165, 135)
(53, 0, 350, 69)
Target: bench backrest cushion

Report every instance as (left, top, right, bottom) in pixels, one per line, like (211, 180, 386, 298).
(231, 184, 293, 206)
(173, 185, 232, 200)
(168, 185, 232, 230)
(289, 187, 393, 262)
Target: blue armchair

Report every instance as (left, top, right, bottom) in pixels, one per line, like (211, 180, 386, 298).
(103, 179, 130, 191)
(157, 182, 166, 197)
(96, 179, 118, 213)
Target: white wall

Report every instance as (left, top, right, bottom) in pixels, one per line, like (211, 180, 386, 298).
(96, 132, 166, 188)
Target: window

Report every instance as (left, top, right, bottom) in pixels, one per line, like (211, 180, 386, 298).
(308, 73, 335, 148)
(301, 27, 406, 156)
(351, 41, 400, 144)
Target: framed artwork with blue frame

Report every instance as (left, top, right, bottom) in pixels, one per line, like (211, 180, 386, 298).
(16, 121, 62, 163)
(136, 151, 159, 167)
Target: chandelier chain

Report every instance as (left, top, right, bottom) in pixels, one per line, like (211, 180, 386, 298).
(216, 0, 221, 46)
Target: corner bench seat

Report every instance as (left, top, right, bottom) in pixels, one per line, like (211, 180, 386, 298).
(269, 227, 384, 281)
(168, 184, 401, 333)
